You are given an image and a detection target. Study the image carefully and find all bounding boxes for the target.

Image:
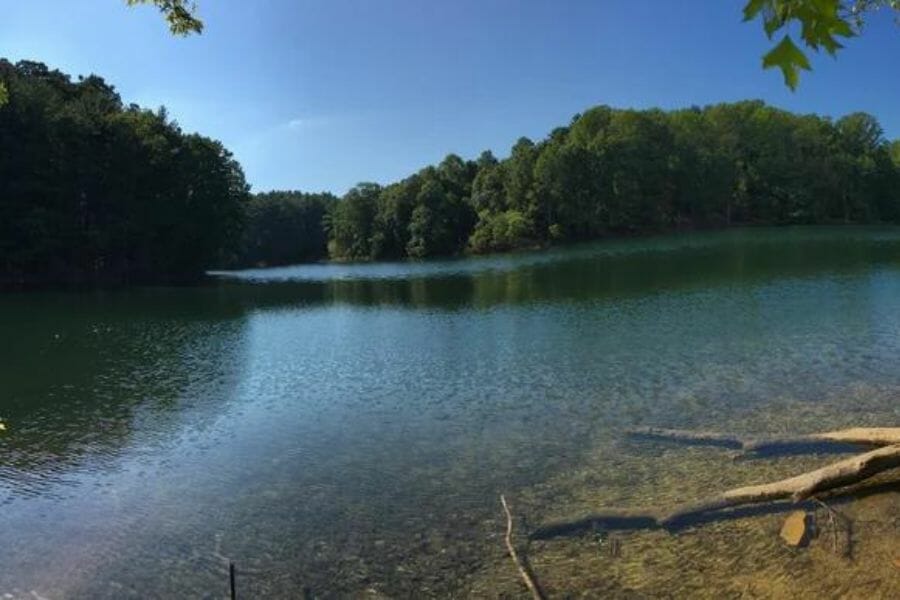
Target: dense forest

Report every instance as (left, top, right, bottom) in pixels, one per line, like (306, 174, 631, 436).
(3, 60, 900, 282)
(0, 59, 248, 286)
(253, 100, 900, 265)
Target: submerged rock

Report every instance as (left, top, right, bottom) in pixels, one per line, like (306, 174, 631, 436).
(780, 511, 812, 548)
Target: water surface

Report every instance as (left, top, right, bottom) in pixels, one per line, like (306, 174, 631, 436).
(2, 227, 900, 598)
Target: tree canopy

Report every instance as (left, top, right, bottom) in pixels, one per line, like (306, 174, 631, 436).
(0, 60, 248, 287)
(3, 61, 899, 283)
(3, 4, 900, 284)
(236, 191, 336, 267)
(308, 101, 900, 263)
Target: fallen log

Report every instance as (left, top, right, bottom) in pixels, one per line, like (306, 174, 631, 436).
(628, 426, 900, 454)
(533, 443, 900, 539)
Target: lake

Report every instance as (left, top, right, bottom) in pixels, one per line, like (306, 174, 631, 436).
(2, 227, 899, 598)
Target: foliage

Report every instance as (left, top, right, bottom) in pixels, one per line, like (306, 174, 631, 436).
(4, 59, 896, 279)
(0, 1, 202, 109)
(321, 100, 900, 262)
(118, 0, 899, 92)
(327, 157, 477, 261)
(469, 210, 534, 253)
(744, 0, 900, 89)
(234, 191, 336, 267)
(125, 0, 203, 35)
(327, 183, 381, 260)
(0, 60, 248, 286)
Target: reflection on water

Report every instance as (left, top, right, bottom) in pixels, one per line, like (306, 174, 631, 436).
(1, 227, 900, 598)
(212, 226, 900, 310)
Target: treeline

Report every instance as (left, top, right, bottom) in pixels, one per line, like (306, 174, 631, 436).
(0, 60, 249, 286)
(237, 191, 336, 267)
(4, 59, 900, 281)
(237, 100, 900, 266)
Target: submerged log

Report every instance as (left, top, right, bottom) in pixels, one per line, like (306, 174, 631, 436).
(533, 439, 900, 539)
(628, 426, 900, 454)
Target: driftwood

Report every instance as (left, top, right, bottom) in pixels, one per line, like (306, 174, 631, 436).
(533, 428, 900, 540)
(500, 494, 545, 600)
(628, 426, 900, 454)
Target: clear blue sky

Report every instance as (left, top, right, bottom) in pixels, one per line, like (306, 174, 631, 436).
(2, 1, 899, 194)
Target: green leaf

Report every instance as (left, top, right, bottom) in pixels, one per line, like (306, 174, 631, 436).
(762, 35, 812, 90)
(831, 19, 854, 37)
(819, 35, 845, 55)
(763, 13, 784, 37)
(0, 81, 8, 107)
(125, 0, 203, 36)
(743, 0, 769, 21)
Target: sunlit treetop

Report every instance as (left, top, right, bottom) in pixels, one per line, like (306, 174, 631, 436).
(745, 0, 900, 89)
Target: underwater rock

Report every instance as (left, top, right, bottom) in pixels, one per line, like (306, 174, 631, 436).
(780, 511, 812, 547)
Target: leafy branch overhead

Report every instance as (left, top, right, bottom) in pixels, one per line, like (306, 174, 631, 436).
(125, 0, 204, 35)
(0, 2, 202, 107)
(745, 0, 900, 89)
(134, 0, 895, 90)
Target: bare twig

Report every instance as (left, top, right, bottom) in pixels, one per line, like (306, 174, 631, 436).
(813, 498, 839, 553)
(813, 497, 853, 558)
(500, 494, 546, 600)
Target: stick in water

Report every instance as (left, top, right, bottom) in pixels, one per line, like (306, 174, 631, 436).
(500, 494, 546, 600)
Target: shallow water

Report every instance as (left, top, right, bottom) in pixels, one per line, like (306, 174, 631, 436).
(1, 227, 899, 598)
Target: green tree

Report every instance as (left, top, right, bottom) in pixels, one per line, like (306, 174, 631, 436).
(405, 159, 477, 259)
(533, 138, 600, 239)
(371, 177, 420, 259)
(328, 183, 381, 260)
(0, 60, 247, 286)
(470, 151, 506, 214)
(834, 112, 887, 221)
(237, 191, 335, 267)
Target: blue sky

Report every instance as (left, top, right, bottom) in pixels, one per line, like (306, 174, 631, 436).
(2, 1, 899, 194)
